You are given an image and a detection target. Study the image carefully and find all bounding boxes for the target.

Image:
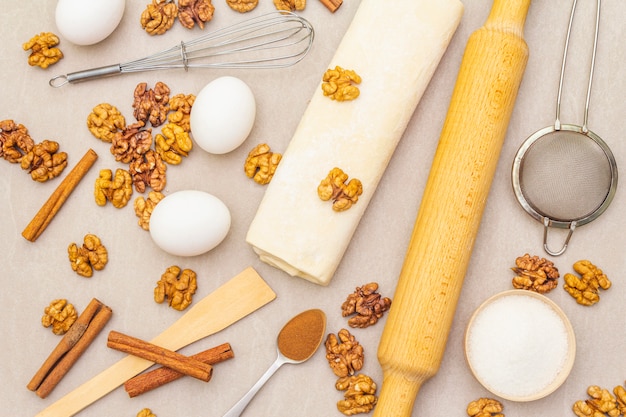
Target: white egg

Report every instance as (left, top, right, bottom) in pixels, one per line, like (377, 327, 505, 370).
(190, 76, 256, 154)
(55, 0, 125, 46)
(149, 190, 231, 257)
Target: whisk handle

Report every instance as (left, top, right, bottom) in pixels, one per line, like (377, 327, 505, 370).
(49, 64, 122, 88)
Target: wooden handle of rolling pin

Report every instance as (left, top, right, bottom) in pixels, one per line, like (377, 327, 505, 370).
(374, 1, 531, 416)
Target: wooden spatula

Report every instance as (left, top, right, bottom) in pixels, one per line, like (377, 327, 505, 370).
(35, 267, 276, 417)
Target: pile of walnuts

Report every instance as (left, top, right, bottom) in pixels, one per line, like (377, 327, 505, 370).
(0, 119, 68, 183)
(322, 282, 392, 415)
(87, 82, 194, 218)
(140, 0, 215, 34)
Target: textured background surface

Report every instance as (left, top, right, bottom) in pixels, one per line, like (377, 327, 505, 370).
(1, 1, 625, 416)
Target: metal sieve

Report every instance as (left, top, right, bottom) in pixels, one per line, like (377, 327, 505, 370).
(512, 0, 617, 256)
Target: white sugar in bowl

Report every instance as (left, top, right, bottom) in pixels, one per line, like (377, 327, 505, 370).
(464, 290, 576, 402)
(149, 190, 231, 257)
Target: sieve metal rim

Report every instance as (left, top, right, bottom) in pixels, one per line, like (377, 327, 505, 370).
(512, 123, 618, 229)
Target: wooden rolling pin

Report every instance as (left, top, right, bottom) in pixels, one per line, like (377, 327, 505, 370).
(374, 1, 531, 416)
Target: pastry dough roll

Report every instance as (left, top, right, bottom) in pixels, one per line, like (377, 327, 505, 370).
(246, 0, 464, 285)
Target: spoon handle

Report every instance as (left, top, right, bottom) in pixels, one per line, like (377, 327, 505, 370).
(222, 356, 285, 417)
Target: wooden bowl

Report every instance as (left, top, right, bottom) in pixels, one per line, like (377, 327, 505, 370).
(464, 289, 576, 402)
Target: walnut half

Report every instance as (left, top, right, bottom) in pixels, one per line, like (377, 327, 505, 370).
(325, 329, 364, 378)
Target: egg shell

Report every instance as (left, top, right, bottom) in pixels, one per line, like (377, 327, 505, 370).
(55, 0, 125, 46)
(190, 76, 256, 154)
(149, 190, 231, 257)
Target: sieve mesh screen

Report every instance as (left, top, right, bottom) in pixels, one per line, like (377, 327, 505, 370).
(518, 130, 612, 222)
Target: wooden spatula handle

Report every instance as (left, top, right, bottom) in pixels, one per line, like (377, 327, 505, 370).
(374, 1, 531, 416)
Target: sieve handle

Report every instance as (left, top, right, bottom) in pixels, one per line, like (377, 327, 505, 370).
(49, 64, 123, 88)
(555, 0, 600, 133)
(543, 217, 576, 256)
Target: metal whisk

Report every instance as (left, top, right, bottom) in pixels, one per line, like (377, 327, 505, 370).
(49, 11, 314, 87)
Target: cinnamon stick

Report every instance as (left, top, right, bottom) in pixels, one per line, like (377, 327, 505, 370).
(22, 148, 98, 242)
(319, 0, 342, 12)
(28, 298, 112, 398)
(124, 343, 234, 397)
(107, 331, 213, 382)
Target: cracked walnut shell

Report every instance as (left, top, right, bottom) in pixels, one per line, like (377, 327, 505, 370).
(325, 329, 364, 378)
(467, 398, 504, 417)
(42, 299, 78, 335)
(23, 32, 63, 69)
(511, 253, 559, 293)
(68, 234, 108, 278)
(244, 143, 281, 185)
(341, 282, 391, 328)
(154, 266, 197, 311)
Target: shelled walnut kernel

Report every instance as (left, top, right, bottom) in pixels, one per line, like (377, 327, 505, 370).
(335, 374, 377, 416)
(154, 266, 197, 311)
(244, 143, 282, 185)
(20, 140, 68, 182)
(466, 398, 504, 417)
(572, 383, 626, 417)
(564, 260, 611, 306)
(141, 0, 178, 35)
(22, 32, 63, 68)
(94, 168, 133, 208)
(341, 282, 391, 328)
(322, 66, 361, 101)
(226, 0, 259, 13)
(41, 299, 78, 335)
(273, 0, 305, 11)
(511, 253, 559, 293)
(0, 119, 34, 163)
(87, 103, 126, 143)
(178, 0, 214, 29)
(68, 234, 108, 278)
(137, 408, 156, 417)
(134, 191, 165, 230)
(325, 329, 364, 377)
(318, 167, 363, 212)
(155, 123, 193, 165)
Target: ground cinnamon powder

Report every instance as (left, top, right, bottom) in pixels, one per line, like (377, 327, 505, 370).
(277, 309, 326, 361)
